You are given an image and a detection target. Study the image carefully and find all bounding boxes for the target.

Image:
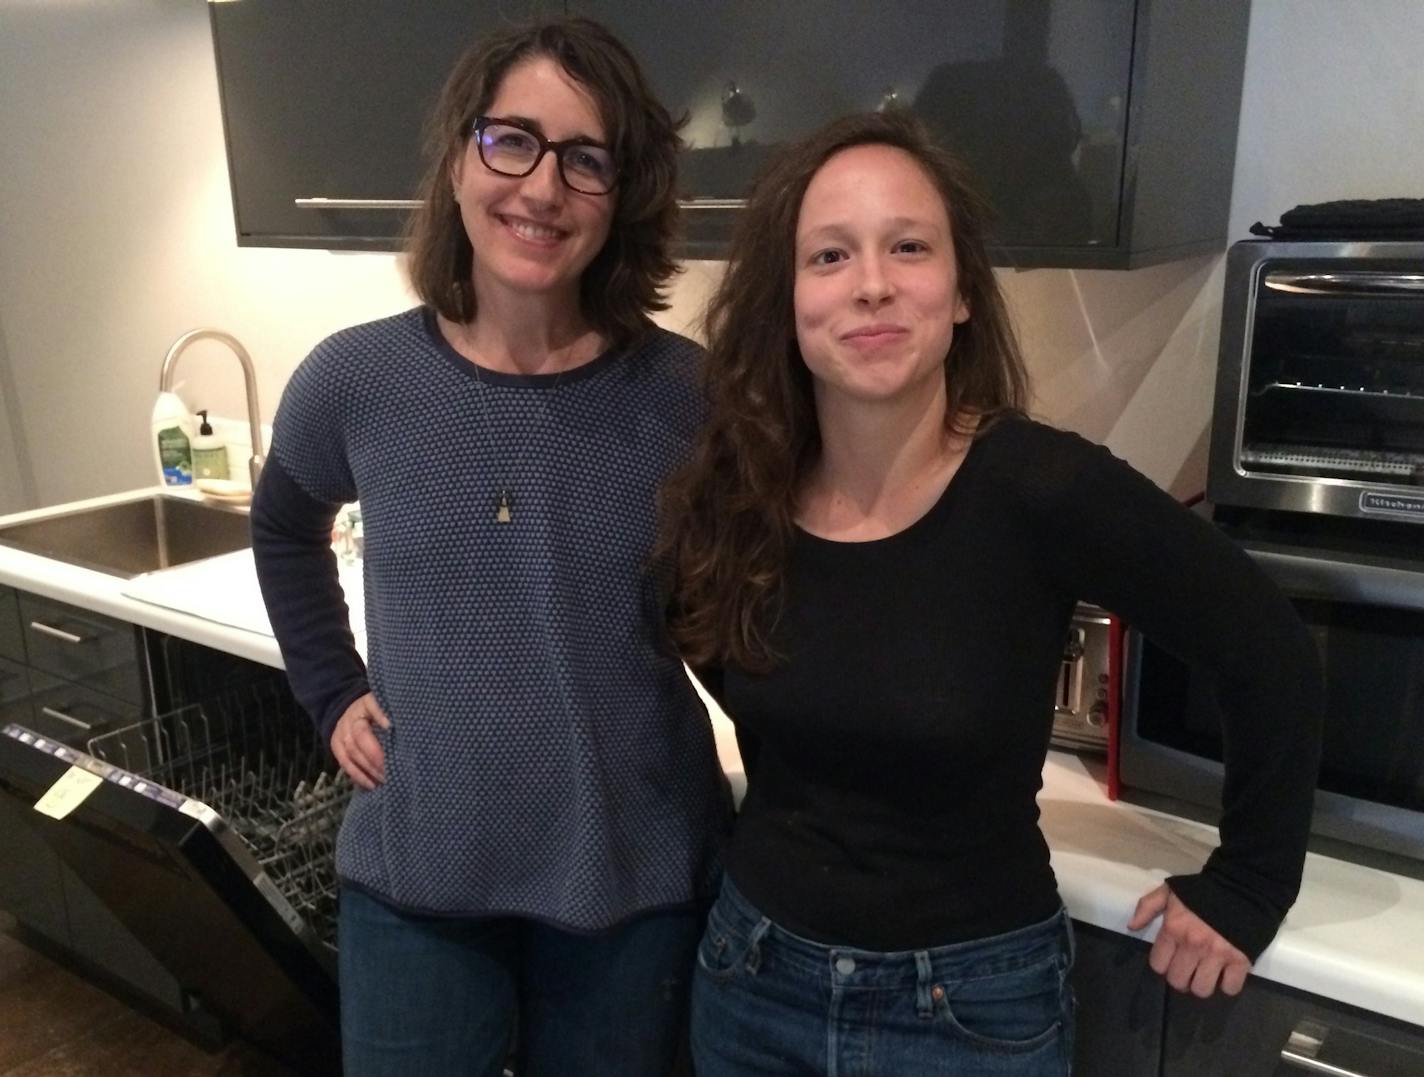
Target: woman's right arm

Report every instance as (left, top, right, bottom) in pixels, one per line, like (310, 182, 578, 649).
(252, 341, 394, 788)
(250, 457, 371, 748)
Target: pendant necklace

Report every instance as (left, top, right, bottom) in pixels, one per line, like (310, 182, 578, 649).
(467, 335, 567, 526)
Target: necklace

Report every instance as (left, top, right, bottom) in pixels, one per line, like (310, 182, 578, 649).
(461, 324, 581, 525)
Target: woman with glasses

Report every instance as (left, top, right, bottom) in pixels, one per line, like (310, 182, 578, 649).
(251, 18, 729, 1076)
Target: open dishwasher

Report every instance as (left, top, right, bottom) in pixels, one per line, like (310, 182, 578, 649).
(0, 676, 346, 1074)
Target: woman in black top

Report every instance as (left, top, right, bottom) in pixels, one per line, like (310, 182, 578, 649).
(660, 110, 1323, 1075)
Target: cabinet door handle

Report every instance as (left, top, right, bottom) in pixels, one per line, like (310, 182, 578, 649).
(29, 621, 88, 645)
(294, 193, 752, 212)
(293, 197, 422, 210)
(40, 706, 94, 732)
(677, 198, 747, 210)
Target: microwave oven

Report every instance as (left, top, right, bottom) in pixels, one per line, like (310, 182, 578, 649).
(1118, 505, 1424, 874)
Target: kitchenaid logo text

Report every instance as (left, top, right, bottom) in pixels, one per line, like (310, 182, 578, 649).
(1360, 492, 1424, 519)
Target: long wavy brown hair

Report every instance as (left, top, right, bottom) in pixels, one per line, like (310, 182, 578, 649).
(662, 110, 1029, 671)
(404, 17, 682, 350)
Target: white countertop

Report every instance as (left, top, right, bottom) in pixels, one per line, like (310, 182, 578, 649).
(2, 489, 1422, 1026)
(1040, 751, 1424, 1026)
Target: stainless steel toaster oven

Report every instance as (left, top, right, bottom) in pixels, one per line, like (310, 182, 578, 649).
(1208, 239, 1424, 524)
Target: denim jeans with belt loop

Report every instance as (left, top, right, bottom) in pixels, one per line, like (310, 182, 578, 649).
(338, 885, 704, 1076)
(690, 875, 1076, 1076)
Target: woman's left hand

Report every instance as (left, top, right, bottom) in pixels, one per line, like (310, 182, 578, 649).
(1127, 883, 1251, 997)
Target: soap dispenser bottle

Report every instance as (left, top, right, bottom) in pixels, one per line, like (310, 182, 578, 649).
(151, 391, 194, 486)
(191, 409, 230, 481)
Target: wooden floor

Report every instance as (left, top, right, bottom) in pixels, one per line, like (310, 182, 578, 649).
(0, 913, 297, 1076)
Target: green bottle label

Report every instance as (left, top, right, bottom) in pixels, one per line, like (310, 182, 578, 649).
(157, 425, 192, 483)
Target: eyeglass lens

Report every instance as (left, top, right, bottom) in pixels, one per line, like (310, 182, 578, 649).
(477, 122, 616, 193)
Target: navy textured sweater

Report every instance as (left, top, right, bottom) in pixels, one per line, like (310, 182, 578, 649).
(713, 417, 1323, 961)
(251, 308, 730, 930)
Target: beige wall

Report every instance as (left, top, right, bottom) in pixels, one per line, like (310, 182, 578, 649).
(1, 0, 1422, 512)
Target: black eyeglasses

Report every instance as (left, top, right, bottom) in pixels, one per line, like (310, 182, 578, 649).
(470, 116, 618, 195)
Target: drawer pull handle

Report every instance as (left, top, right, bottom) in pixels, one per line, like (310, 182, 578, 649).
(1280, 1019, 1374, 1077)
(29, 621, 88, 645)
(40, 706, 94, 732)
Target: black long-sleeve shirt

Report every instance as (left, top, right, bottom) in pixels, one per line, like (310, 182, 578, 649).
(711, 417, 1323, 960)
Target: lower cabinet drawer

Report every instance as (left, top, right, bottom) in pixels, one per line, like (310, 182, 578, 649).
(0, 655, 31, 722)
(18, 593, 144, 704)
(1163, 975, 1424, 1076)
(0, 587, 22, 663)
(23, 672, 140, 748)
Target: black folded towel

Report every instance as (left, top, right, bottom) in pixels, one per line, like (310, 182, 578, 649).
(1249, 197, 1424, 240)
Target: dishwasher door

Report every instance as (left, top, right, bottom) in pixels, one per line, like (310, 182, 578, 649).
(0, 722, 341, 1074)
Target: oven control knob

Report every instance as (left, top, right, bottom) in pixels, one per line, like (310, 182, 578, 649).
(1086, 701, 1109, 727)
(1063, 637, 1085, 660)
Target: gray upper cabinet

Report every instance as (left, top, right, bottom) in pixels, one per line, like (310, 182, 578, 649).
(580, 0, 1249, 267)
(212, 0, 1249, 268)
(210, 0, 543, 250)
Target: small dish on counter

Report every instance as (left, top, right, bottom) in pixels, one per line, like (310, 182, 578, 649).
(196, 478, 253, 506)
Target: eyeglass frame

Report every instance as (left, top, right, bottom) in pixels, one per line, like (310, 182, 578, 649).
(468, 115, 619, 195)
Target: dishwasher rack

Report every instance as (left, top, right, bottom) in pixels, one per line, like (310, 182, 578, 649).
(86, 679, 350, 947)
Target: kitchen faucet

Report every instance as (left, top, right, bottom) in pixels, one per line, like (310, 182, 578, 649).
(159, 329, 265, 487)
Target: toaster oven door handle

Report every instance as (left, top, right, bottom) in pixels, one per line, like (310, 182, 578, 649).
(1264, 271, 1424, 296)
(1247, 547, 1424, 612)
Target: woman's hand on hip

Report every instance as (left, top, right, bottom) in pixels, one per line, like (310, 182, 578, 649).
(331, 692, 392, 791)
(1128, 883, 1251, 998)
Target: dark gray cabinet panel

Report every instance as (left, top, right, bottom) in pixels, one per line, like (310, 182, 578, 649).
(0, 656, 30, 726)
(211, 0, 1247, 266)
(210, 0, 545, 250)
(1070, 922, 1165, 1077)
(0, 587, 22, 662)
(577, 0, 1134, 259)
(1113, 0, 1252, 266)
(1163, 978, 1424, 1077)
(577, 0, 1248, 267)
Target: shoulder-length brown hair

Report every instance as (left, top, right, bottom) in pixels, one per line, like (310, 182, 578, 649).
(662, 109, 1029, 671)
(404, 17, 681, 350)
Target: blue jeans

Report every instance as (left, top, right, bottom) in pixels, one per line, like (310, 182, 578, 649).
(690, 877, 1076, 1076)
(339, 885, 702, 1076)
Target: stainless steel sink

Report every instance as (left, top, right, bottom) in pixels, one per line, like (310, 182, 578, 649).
(0, 495, 252, 578)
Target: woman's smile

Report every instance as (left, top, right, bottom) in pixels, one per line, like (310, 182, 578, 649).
(495, 212, 569, 247)
(839, 323, 911, 349)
